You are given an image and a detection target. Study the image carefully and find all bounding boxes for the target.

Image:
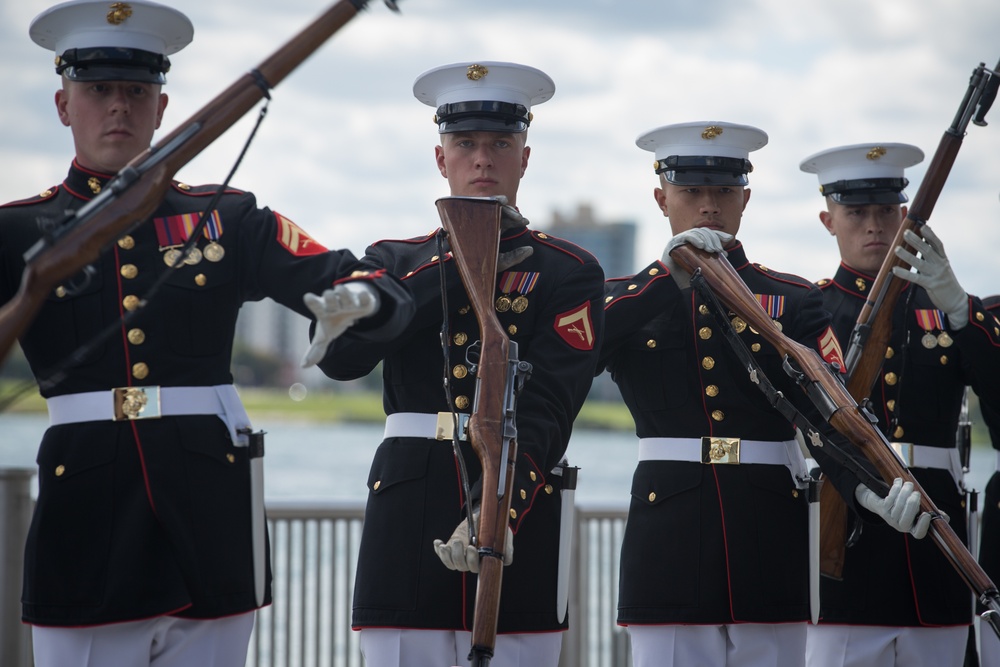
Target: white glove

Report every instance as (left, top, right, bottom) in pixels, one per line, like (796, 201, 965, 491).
(855, 478, 932, 539)
(892, 225, 968, 330)
(301, 282, 380, 367)
(660, 228, 734, 288)
(433, 513, 514, 573)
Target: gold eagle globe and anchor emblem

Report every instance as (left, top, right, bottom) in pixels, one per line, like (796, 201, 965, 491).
(106, 2, 133, 25)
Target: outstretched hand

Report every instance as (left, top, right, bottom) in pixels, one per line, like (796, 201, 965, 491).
(301, 282, 379, 367)
(892, 225, 968, 329)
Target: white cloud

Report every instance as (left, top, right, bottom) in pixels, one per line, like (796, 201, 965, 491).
(2, 0, 998, 296)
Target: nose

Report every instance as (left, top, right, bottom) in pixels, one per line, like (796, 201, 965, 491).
(472, 145, 493, 168)
(108, 88, 130, 115)
(698, 192, 720, 214)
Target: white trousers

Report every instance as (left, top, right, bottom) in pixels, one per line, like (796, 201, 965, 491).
(983, 621, 1000, 667)
(628, 623, 807, 667)
(359, 628, 562, 667)
(31, 612, 255, 667)
(805, 624, 968, 667)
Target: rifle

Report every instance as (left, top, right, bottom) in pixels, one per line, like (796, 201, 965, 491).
(820, 56, 1000, 578)
(671, 243, 1000, 638)
(436, 196, 530, 666)
(0, 0, 400, 368)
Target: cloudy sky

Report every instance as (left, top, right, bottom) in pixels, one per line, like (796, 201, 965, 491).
(2, 0, 999, 296)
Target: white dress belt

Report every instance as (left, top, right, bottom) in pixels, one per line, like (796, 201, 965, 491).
(890, 442, 963, 487)
(638, 436, 809, 487)
(383, 412, 470, 441)
(45, 385, 251, 446)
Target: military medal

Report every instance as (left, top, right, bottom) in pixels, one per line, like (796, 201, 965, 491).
(915, 309, 946, 350)
(498, 270, 539, 316)
(183, 246, 203, 265)
(937, 331, 954, 347)
(495, 295, 512, 312)
(163, 247, 184, 268)
(204, 241, 225, 262)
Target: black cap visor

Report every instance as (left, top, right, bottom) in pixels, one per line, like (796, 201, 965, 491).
(436, 100, 529, 134)
(57, 47, 170, 84)
(821, 177, 908, 205)
(656, 155, 752, 186)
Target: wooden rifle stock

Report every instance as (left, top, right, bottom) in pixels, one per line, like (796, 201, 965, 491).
(672, 244, 1000, 635)
(0, 0, 391, 368)
(823, 56, 999, 578)
(436, 197, 514, 666)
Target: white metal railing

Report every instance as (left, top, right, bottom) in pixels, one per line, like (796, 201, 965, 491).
(251, 501, 631, 667)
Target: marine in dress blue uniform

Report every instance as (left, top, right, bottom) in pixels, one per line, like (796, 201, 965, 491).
(599, 122, 902, 667)
(799, 143, 1000, 667)
(1, 2, 413, 665)
(317, 62, 605, 667)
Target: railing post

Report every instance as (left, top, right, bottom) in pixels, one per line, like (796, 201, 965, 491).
(0, 467, 34, 667)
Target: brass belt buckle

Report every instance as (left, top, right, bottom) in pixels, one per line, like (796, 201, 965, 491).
(435, 412, 469, 441)
(702, 436, 741, 464)
(112, 386, 161, 421)
(890, 442, 914, 466)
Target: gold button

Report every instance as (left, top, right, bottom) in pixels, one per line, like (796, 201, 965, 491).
(120, 264, 138, 279)
(751, 343, 761, 352)
(977, 312, 986, 322)
(648, 492, 656, 502)
(893, 426, 904, 439)
(530, 471, 537, 482)
(773, 320, 783, 332)
(452, 364, 468, 379)
(885, 347, 894, 359)
(431, 255, 439, 262)
(177, 182, 192, 190)
(195, 274, 207, 286)
(544, 484, 553, 495)
(792, 489, 799, 498)
(884, 372, 897, 386)
(55, 465, 65, 477)
(940, 355, 949, 365)
(453, 332, 468, 346)
(117, 235, 135, 250)
(731, 317, 747, 333)
(55, 286, 67, 298)
(123, 295, 140, 311)
(132, 362, 149, 380)
(520, 489, 527, 500)
(459, 306, 471, 315)
(699, 327, 713, 340)
(648, 268, 659, 276)
(605, 295, 613, 303)
(698, 304, 710, 315)
(537, 233, 548, 239)
(711, 410, 725, 422)
(373, 480, 381, 491)
(705, 385, 719, 397)
(455, 395, 470, 409)
(405, 271, 414, 277)
(40, 189, 53, 198)
(646, 339, 657, 349)
(508, 324, 518, 335)
(226, 453, 236, 463)
(702, 357, 715, 370)
(887, 399, 896, 411)
(509, 509, 517, 519)
(127, 328, 145, 345)
(627, 284, 638, 291)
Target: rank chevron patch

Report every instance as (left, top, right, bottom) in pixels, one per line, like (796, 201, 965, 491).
(275, 212, 328, 256)
(554, 302, 595, 350)
(818, 326, 846, 373)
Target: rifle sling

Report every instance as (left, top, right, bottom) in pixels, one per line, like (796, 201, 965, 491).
(690, 270, 887, 493)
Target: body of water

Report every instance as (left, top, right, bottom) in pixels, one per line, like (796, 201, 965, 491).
(2, 412, 997, 504)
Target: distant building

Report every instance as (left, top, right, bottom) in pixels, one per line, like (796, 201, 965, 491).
(543, 203, 638, 280)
